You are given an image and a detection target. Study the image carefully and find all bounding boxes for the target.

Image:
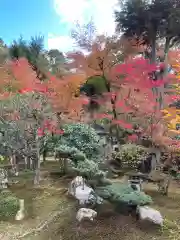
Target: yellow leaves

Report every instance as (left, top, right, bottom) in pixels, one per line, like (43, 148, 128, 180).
(168, 118, 177, 129)
(161, 107, 180, 144)
(163, 108, 180, 131)
(162, 108, 180, 116)
(161, 109, 170, 117)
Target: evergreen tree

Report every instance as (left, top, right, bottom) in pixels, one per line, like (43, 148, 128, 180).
(115, 0, 180, 63)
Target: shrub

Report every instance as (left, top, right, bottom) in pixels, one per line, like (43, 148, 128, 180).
(0, 190, 19, 220)
(95, 182, 152, 207)
(55, 145, 86, 162)
(114, 144, 148, 170)
(59, 123, 105, 161)
(56, 144, 106, 181)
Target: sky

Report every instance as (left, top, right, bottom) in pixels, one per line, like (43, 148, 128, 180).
(0, 0, 118, 53)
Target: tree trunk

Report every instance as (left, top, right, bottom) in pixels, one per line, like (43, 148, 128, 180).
(10, 154, 19, 176)
(150, 36, 156, 64)
(43, 151, 46, 162)
(24, 156, 28, 169)
(149, 35, 164, 168)
(42, 150, 47, 165)
(34, 137, 41, 185)
(34, 156, 41, 185)
(163, 37, 170, 63)
(104, 77, 121, 142)
(149, 147, 161, 171)
(63, 158, 68, 174)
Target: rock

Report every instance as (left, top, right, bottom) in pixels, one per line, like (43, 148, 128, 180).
(76, 208, 97, 222)
(68, 176, 85, 196)
(138, 206, 163, 226)
(15, 199, 25, 221)
(73, 185, 94, 205)
(68, 176, 103, 206)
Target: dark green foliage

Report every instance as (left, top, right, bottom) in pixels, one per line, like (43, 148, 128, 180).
(115, 0, 180, 40)
(115, 0, 150, 40)
(95, 182, 152, 206)
(54, 124, 107, 181)
(81, 76, 107, 96)
(58, 123, 105, 161)
(0, 190, 19, 220)
(115, 0, 180, 61)
(55, 145, 86, 162)
(55, 144, 106, 181)
(73, 158, 106, 179)
(9, 35, 49, 80)
(47, 49, 68, 76)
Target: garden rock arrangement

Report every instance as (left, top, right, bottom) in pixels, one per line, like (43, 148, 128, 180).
(56, 124, 164, 226)
(68, 176, 163, 226)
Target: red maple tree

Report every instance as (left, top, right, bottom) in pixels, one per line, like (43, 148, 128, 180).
(0, 58, 88, 125)
(68, 36, 179, 149)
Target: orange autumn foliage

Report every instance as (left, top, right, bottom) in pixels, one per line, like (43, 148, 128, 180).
(0, 58, 88, 122)
(45, 73, 87, 120)
(67, 35, 143, 79)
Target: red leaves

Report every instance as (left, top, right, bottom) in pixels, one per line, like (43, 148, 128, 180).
(128, 134, 138, 142)
(112, 119, 133, 129)
(115, 100, 125, 107)
(37, 128, 44, 137)
(150, 79, 164, 87)
(170, 95, 180, 101)
(94, 56, 179, 148)
(112, 58, 155, 83)
(18, 88, 33, 94)
(95, 113, 113, 120)
(111, 92, 117, 101)
(40, 120, 64, 136)
(37, 121, 64, 137)
(55, 129, 65, 135)
(111, 58, 169, 93)
(81, 97, 90, 105)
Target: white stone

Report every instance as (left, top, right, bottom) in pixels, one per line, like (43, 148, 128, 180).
(15, 199, 25, 221)
(68, 176, 85, 196)
(138, 206, 163, 226)
(75, 185, 94, 205)
(68, 176, 93, 205)
(68, 176, 103, 205)
(76, 208, 97, 222)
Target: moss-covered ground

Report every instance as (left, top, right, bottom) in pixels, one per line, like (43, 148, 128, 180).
(0, 162, 180, 240)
